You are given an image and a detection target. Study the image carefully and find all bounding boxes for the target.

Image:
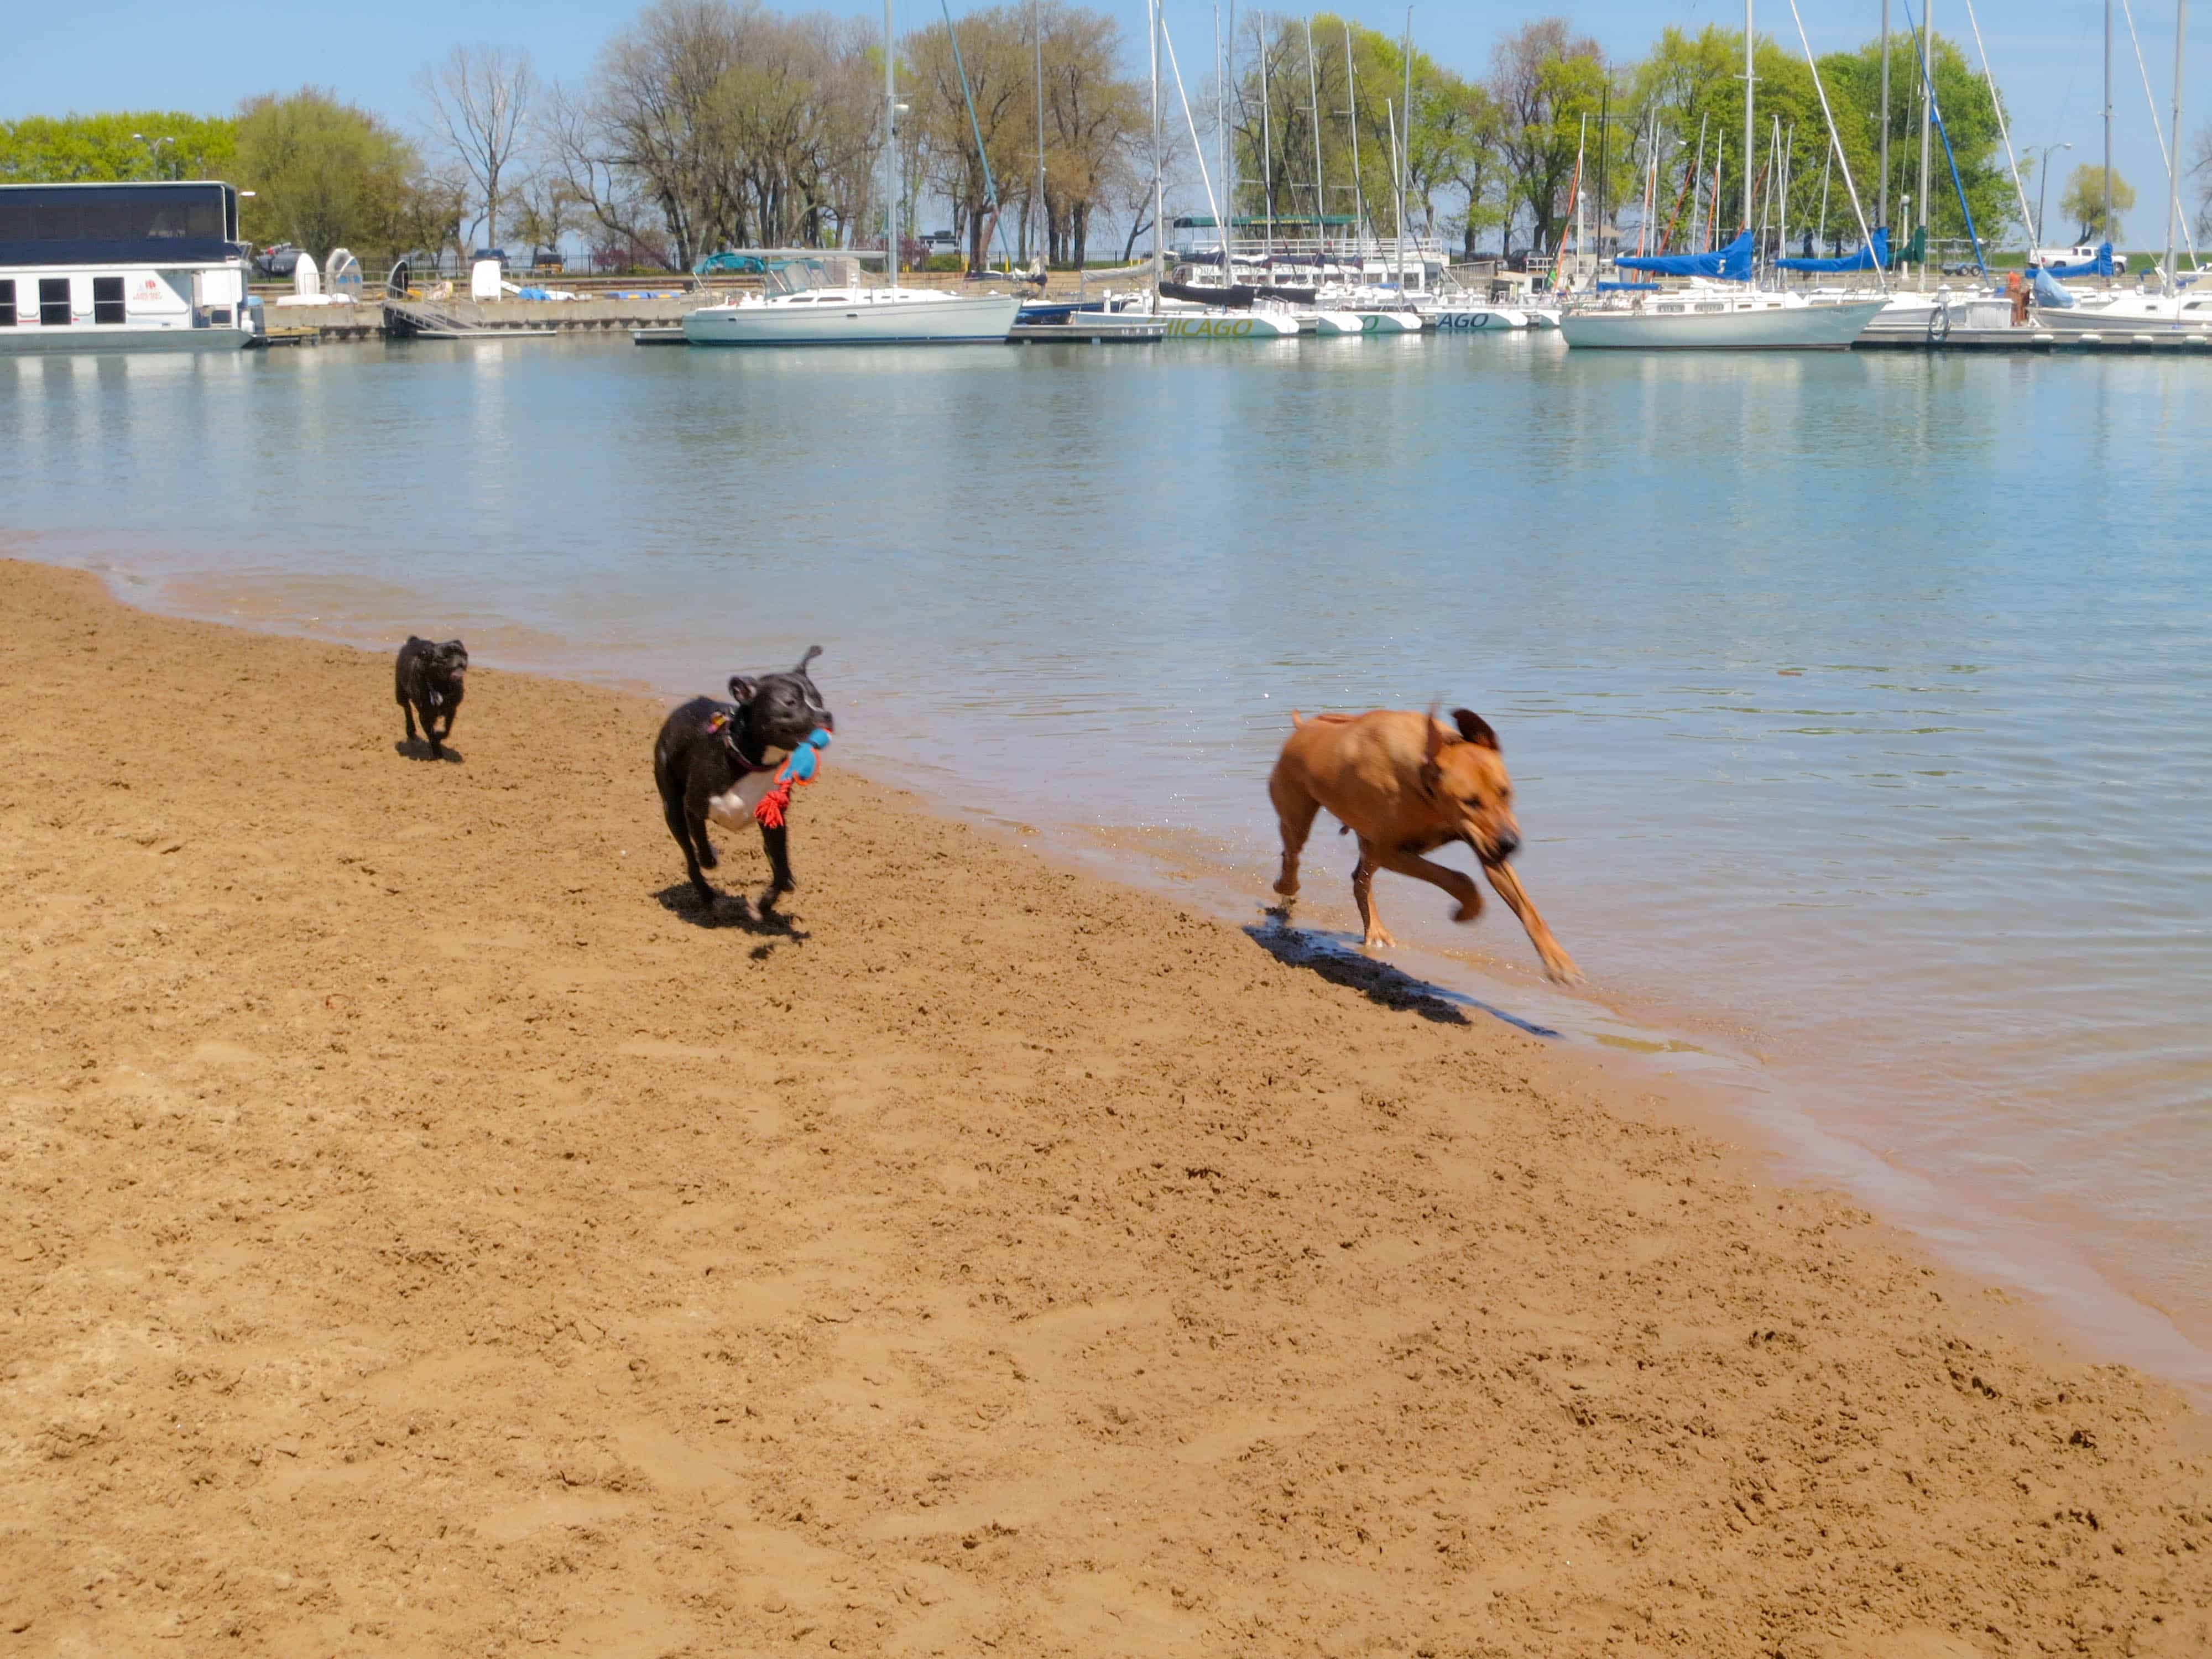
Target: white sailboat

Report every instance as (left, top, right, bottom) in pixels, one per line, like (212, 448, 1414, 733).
(681, 0, 1019, 347)
(1561, 0, 1887, 351)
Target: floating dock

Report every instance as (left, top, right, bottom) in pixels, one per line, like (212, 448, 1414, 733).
(1856, 327, 2212, 353)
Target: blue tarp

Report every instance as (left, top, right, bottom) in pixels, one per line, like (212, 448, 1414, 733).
(1596, 280, 1659, 291)
(1611, 229, 1754, 282)
(2042, 242, 2114, 278)
(1775, 227, 1892, 273)
(2031, 265, 2078, 308)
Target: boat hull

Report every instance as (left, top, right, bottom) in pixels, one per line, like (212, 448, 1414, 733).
(1159, 312, 1299, 340)
(2035, 301, 2212, 335)
(1431, 307, 1529, 330)
(0, 325, 252, 356)
(1559, 298, 1887, 349)
(681, 292, 1019, 346)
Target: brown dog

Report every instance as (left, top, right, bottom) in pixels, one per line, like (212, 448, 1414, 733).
(1269, 707, 1580, 983)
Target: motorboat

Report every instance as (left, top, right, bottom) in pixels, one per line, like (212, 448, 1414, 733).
(682, 257, 1018, 346)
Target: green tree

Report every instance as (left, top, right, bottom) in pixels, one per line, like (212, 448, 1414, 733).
(1822, 34, 2017, 244)
(2060, 164, 2131, 241)
(1489, 18, 1609, 255)
(0, 112, 236, 183)
(235, 88, 453, 263)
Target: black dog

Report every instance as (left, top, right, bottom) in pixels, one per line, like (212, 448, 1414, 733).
(653, 647, 833, 911)
(395, 637, 468, 758)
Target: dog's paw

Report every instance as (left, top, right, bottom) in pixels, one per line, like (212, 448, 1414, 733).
(697, 843, 718, 870)
(1361, 927, 1398, 951)
(1542, 955, 1585, 987)
(1452, 900, 1483, 923)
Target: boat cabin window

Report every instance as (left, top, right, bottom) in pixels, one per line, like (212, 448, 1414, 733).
(0, 182, 239, 265)
(39, 277, 70, 327)
(93, 275, 126, 325)
(0, 280, 14, 327)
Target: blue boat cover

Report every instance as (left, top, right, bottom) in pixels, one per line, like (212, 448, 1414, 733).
(1611, 229, 1754, 281)
(2031, 265, 2078, 308)
(2042, 242, 2114, 278)
(1775, 227, 1892, 272)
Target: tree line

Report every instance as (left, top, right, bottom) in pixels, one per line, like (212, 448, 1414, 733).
(0, 5, 2192, 273)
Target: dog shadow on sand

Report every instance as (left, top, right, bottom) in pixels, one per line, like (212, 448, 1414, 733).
(394, 739, 465, 764)
(1248, 912, 1559, 1037)
(652, 884, 808, 953)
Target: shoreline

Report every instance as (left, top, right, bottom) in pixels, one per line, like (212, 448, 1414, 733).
(3, 556, 2208, 1653)
(57, 535, 2212, 1397)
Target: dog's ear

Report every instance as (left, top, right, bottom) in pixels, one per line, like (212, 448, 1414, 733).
(727, 675, 760, 706)
(792, 645, 822, 676)
(1423, 702, 1448, 764)
(1451, 709, 1499, 750)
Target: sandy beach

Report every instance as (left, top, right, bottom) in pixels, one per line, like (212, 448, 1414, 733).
(1, 556, 2206, 1657)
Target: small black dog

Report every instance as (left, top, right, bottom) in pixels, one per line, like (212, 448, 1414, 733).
(395, 637, 468, 758)
(654, 647, 833, 911)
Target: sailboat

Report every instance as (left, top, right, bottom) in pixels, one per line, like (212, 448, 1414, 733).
(1559, 0, 1886, 349)
(682, 0, 1020, 346)
(2037, 0, 2206, 331)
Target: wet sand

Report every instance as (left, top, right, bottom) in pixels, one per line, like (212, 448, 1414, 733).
(2, 557, 2206, 1657)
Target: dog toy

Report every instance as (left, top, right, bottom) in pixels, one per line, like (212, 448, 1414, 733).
(754, 728, 831, 828)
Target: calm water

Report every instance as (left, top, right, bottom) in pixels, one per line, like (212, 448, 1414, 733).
(6, 335, 2209, 1386)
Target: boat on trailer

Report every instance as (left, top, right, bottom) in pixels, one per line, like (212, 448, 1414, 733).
(0, 181, 257, 355)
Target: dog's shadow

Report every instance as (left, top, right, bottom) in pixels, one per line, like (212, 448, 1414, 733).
(394, 739, 464, 764)
(653, 883, 808, 951)
(1247, 912, 1559, 1036)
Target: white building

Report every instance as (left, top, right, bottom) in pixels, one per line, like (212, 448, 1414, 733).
(0, 181, 258, 354)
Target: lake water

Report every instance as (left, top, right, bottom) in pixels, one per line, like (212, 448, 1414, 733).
(6, 333, 2209, 1390)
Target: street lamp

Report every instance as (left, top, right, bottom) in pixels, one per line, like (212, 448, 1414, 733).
(131, 133, 176, 181)
(2028, 140, 2073, 246)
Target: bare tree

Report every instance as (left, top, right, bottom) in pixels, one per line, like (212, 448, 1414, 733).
(419, 45, 538, 251)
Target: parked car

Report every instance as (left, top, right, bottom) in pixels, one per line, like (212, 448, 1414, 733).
(254, 243, 302, 278)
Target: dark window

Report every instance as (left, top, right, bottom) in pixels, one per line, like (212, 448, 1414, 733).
(92, 275, 126, 324)
(0, 280, 14, 327)
(0, 184, 232, 264)
(39, 277, 71, 327)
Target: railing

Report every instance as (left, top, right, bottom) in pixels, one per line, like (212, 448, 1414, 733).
(1168, 230, 1451, 268)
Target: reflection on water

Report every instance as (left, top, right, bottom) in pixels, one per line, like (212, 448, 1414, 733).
(5, 333, 2210, 1386)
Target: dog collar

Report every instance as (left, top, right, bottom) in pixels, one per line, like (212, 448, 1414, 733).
(708, 711, 770, 773)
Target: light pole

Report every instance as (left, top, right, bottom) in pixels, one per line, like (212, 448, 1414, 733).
(131, 133, 175, 181)
(2029, 140, 2073, 245)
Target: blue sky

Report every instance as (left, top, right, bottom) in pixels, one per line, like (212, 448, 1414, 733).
(6, 0, 2199, 246)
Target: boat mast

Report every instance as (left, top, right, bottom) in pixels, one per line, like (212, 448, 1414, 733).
(1261, 10, 1275, 264)
(1401, 6, 1413, 293)
(1917, 0, 1933, 272)
(1692, 112, 1708, 252)
(2104, 0, 2114, 263)
(1344, 24, 1366, 255)
(1880, 0, 1891, 231)
(2166, 0, 2186, 292)
(1742, 0, 1756, 239)
(1035, 0, 1046, 267)
(1306, 17, 1325, 253)
(885, 0, 900, 289)
(1151, 0, 1164, 296)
